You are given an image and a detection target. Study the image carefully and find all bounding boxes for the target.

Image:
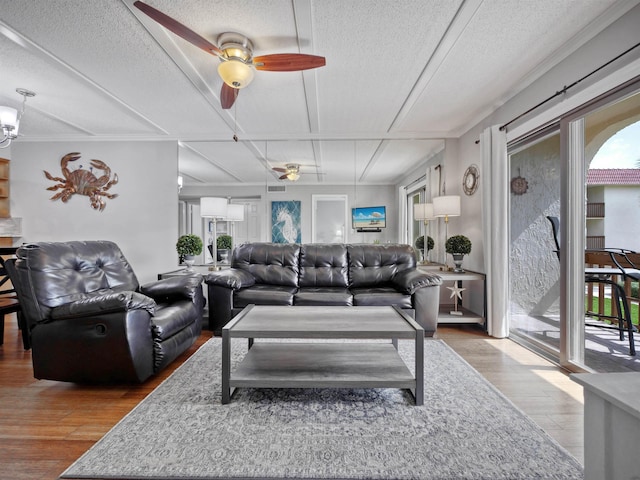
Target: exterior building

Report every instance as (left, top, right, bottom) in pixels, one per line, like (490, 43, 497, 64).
(587, 168, 640, 251)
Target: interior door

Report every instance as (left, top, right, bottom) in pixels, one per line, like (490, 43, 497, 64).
(312, 195, 348, 243)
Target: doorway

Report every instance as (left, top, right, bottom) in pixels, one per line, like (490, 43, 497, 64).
(312, 195, 348, 243)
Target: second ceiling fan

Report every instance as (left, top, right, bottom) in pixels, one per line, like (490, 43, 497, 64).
(133, 1, 326, 109)
(272, 164, 322, 182)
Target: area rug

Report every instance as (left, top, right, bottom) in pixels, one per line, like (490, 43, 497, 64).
(61, 338, 583, 479)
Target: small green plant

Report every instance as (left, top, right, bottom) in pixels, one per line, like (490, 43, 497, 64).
(415, 236, 434, 252)
(176, 234, 203, 257)
(216, 234, 232, 250)
(445, 235, 472, 255)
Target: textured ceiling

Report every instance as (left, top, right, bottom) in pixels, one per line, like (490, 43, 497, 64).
(0, 0, 632, 186)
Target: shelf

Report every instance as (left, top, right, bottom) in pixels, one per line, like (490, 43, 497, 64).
(438, 305, 483, 324)
(230, 343, 415, 389)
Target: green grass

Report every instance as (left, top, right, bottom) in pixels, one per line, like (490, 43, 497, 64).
(585, 297, 639, 327)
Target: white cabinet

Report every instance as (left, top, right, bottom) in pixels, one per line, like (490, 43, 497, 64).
(572, 372, 640, 480)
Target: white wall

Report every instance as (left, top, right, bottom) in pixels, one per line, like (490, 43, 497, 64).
(605, 186, 640, 251)
(9, 141, 179, 283)
(181, 183, 398, 244)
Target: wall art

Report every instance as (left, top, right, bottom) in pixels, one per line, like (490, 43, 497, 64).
(44, 152, 118, 211)
(271, 200, 301, 243)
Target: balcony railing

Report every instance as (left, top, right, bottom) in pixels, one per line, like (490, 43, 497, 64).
(585, 250, 639, 329)
(586, 202, 605, 218)
(587, 236, 605, 249)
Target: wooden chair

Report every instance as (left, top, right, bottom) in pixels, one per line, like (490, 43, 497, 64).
(0, 249, 28, 350)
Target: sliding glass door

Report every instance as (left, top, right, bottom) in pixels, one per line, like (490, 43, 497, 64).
(509, 78, 640, 371)
(508, 130, 562, 359)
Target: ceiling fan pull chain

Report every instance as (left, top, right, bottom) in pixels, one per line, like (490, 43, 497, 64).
(233, 101, 238, 142)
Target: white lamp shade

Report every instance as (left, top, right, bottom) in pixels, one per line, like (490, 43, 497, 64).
(226, 204, 245, 222)
(200, 197, 228, 218)
(433, 195, 461, 217)
(218, 60, 255, 89)
(0, 106, 18, 128)
(413, 203, 434, 221)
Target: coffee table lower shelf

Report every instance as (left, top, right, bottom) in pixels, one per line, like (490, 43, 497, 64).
(226, 342, 417, 398)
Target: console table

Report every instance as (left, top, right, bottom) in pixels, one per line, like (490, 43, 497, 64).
(571, 372, 640, 480)
(418, 266, 486, 326)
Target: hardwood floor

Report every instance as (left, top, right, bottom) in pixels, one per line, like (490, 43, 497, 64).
(0, 315, 584, 479)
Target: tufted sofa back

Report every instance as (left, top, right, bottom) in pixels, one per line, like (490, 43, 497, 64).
(348, 244, 417, 288)
(232, 242, 300, 287)
(299, 244, 349, 287)
(13, 240, 139, 323)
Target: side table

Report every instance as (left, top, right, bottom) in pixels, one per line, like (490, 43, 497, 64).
(418, 265, 486, 326)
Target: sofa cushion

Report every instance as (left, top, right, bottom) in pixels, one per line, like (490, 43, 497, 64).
(348, 244, 417, 288)
(232, 243, 300, 287)
(233, 284, 297, 308)
(351, 286, 412, 308)
(294, 287, 353, 306)
(299, 244, 349, 287)
(152, 300, 200, 341)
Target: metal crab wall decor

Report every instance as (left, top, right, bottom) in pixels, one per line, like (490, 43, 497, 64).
(44, 152, 119, 211)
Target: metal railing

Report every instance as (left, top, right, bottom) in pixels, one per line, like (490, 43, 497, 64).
(585, 251, 639, 327)
(586, 202, 605, 218)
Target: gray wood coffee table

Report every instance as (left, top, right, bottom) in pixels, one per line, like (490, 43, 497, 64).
(221, 304, 424, 405)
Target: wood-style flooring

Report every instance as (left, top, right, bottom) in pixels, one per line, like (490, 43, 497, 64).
(0, 315, 584, 480)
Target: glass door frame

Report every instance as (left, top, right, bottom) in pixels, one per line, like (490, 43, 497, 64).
(559, 77, 640, 370)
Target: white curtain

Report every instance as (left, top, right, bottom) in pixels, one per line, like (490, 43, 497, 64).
(481, 125, 509, 338)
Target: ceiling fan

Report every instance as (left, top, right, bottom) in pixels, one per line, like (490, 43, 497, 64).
(133, 1, 326, 109)
(272, 164, 322, 182)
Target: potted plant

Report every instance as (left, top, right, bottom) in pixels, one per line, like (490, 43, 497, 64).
(176, 234, 203, 271)
(445, 234, 471, 272)
(415, 235, 434, 263)
(216, 234, 233, 263)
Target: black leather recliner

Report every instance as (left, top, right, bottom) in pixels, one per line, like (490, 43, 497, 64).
(8, 240, 205, 383)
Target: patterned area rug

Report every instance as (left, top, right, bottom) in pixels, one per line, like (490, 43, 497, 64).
(61, 338, 583, 479)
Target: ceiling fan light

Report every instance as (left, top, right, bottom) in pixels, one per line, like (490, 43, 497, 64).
(286, 172, 300, 181)
(218, 60, 255, 89)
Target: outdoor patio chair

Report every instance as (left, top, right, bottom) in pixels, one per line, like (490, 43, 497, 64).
(546, 216, 636, 355)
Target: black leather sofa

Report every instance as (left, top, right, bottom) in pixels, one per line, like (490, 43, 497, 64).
(8, 240, 205, 383)
(205, 243, 442, 336)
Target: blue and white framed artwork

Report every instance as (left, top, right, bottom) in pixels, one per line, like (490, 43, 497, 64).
(271, 201, 301, 243)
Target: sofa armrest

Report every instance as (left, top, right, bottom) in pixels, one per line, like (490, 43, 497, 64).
(140, 275, 203, 301)
(205, 269, 255, 291)
(392, 269, 442, 294)
(50, 291, 156, 320)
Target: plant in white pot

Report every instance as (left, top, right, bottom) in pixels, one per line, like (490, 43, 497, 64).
(414, 235, 434, 263)
(445, 234, 471, 272)
(216, 234, 233, 264)
(176, 234, 203, 272)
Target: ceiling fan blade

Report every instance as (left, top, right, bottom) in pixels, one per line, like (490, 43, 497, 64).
(253, 54, 326, 72)
(278, 173, 289, 180)
(220, 83, 238, 109)
(133, 1, 223, 57)
(272, 167, 287, 172)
